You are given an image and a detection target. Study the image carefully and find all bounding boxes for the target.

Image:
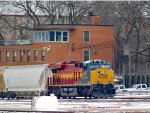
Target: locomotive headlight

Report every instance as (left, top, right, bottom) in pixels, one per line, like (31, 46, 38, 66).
(98, 71, 103, 78)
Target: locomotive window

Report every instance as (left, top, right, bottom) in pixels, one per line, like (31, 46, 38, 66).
(88, 64, 100, 70)
(83, 65, 87, 70)
(101, 64, 110, 69)
(75, 63, 78, 67)
(52, 69, 57, 73)
(79, 63, 83, 68)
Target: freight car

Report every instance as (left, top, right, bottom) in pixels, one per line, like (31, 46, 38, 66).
(47, 60, 115, 98)
(0, 64, 53, 99)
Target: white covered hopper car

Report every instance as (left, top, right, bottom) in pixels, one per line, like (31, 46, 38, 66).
(0, 64, 53, 99)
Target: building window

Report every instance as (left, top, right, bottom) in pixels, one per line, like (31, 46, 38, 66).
(35, 31, 41, 42)
(34, 50, 38, 61)
(46, 31, 49, 41)
(34, 31, 68, 42)
(84, 50, 90, 61)
(6, 51, 10, 62)
(0, 51, 1, 62)
(49, 31, 55, 41)
(83, 31, 90, 43)
(41, 50, 46, 61)
(20, 50, 25, 62)
(13, 51, 16, 62)
(63, 32, 68, 41)
(27, 50, 31, 62)
(56, 31, 61, 41)
(41, 32, 46, 41)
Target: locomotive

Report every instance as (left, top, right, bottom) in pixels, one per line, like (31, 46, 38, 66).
(47, 60, 115, 98)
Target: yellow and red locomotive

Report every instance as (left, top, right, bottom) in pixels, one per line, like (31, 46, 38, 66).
(47, 60, 115, 98)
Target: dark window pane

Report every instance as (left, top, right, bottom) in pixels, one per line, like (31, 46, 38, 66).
(84, 31, 89, 42)
(34, 50, 38, 61)
(56, 31, 61, 41)
(27, 50, 31, 62)
(84, 51, 90, 61)
(20, 50, 25, 62)
(13, 51, 16, 62)
(49, 31, 55, 41)
(63, 32, 67, 36)
(63, 32, 68, 41)
(41, 50, 46, 61)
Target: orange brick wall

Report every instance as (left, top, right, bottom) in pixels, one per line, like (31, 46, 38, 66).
(0, 25, 114, 69)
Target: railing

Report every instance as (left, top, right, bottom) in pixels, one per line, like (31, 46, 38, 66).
(0, 39, 33, 46)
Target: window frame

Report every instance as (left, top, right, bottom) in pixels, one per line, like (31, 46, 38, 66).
(13, 51, 16, 62)
(41, 50, 46, 61)
(49, 31, 55, 42)
(27, 50, 31, 62)
(34, 30, 69, 42)
(62, 31, 69, 42)
(34, 50, 38, 61)
(83, 31, 90, 43)
(20, 50, 25, 62)
(41, 31, 46, 42)
(6, 51, 10, 62)
(83, 50, 90, 61)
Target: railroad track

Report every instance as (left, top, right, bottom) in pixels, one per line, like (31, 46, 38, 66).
(1, 97, 150, 101)
(59, 98, 150, 103)
(0, 98, 150, 112)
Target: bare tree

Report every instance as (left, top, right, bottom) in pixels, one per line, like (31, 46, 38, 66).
(62, 1, 91, 24)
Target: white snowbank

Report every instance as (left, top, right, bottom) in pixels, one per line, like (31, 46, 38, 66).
(32, 94, 58, 111)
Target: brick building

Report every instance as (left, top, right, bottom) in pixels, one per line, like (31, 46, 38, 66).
(0, 15, 114, 68)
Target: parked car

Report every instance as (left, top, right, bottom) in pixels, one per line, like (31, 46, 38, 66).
(124, 84, 147, 92)
(145, 87, 150, 92)
(114, 85, 126, 94)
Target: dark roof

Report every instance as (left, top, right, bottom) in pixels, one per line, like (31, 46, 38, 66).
(32, 24, 114, 30)
(34, 24, 114, 27)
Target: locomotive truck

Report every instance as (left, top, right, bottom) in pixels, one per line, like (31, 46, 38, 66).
(0, 60, 115, 99)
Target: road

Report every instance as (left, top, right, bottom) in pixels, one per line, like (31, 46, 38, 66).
(0, 98, 150, 113)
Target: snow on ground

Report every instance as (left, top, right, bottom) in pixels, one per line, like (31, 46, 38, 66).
(114, 94, 150, 98)
(58, 100, 150, 112)
(0, 95, 150, 113)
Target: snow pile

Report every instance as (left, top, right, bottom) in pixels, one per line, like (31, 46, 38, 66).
(33, 94, 58, 111)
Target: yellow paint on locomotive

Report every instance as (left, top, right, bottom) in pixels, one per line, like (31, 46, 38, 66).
(90, 68, 114, 85)
(53, 72, 84, 79)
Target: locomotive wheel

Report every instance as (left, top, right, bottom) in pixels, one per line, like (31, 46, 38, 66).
(82, 88, 90, 98)
(52, 86, 60, 98)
